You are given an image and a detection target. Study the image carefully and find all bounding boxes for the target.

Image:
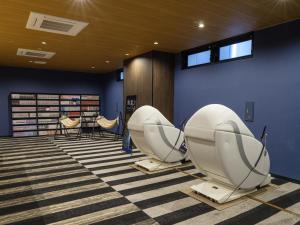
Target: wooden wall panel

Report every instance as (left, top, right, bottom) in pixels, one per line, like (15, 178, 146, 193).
(124, 51, 175, 122)
(153, 51, 174, 122)
(124, 52, 153, 109)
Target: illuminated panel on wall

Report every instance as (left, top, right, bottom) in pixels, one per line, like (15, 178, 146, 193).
(220, 40, 252, 61)
(187, 50, 211, 67)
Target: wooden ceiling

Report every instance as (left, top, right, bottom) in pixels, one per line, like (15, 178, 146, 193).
(0, 0, 299, 74)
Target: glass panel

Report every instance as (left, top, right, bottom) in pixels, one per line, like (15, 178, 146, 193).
(220, 40, 252, 61)
(187, 50, 211, 67)
(120, 71, 124, 80)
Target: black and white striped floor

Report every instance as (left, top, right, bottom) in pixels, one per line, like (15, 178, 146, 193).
(0, 134, 299, 225)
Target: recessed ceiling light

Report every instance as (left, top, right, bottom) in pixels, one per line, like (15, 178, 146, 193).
(198, 22, 205, 28)
(105, 60, 110, 64)
(154, 41, 159, 45)
(41, 41, 47, 45)
(125, 53, 130, 56)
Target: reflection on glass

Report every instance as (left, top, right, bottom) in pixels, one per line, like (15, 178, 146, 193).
(220, 40, 252, 61)
(187, 50, 211, 67)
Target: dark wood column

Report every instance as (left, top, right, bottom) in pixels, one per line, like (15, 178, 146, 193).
(124, 51, 174, 122)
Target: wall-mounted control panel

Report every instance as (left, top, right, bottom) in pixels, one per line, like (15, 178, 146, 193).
(245, 101, 254, 122)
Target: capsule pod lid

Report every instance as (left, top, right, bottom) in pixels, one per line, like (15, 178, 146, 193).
(185, 104, 254, 141)
(128, 105, 173, 131)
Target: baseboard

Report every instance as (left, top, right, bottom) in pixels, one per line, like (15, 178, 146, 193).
(271, 173, 300, 184)
(101, 130, 123, 136)
(0, 135, 12, 138)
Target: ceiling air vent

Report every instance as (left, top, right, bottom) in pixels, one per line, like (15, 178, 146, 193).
(26, 12, 89, 36)
(33, 61, 47, 65)
(17, 48, 56, 59)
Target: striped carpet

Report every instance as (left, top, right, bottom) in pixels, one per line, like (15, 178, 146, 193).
(0, 134, 299, 225)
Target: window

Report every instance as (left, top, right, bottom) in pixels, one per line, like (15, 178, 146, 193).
(219, 40, 252, 61)
(181, 32, 253, 69)
(187, 50, 211, 67)
(120, 71, 124, 81)
(116, 69, 124, 81)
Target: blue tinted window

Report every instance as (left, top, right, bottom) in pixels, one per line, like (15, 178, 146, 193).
(187, 50, 211, 67)
(220, 40, 252, 61)
(120, 71, 124, 81)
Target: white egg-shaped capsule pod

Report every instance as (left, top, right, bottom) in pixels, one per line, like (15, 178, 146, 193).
(128, 105, 186, 164)
(184, 104, 271, 203)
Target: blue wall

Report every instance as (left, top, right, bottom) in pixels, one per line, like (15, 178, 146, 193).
(0, 67, 105, 137)
(174, 20, 300, 180)
(102, 72, 124, 134)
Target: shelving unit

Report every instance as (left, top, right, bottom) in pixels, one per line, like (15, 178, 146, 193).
(81, 95, 100, 129)
(10, 93, 100, 137)
(37, 94, 60, 136)
(60, 94, 81, 135)
(10, 93, 38, 137)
